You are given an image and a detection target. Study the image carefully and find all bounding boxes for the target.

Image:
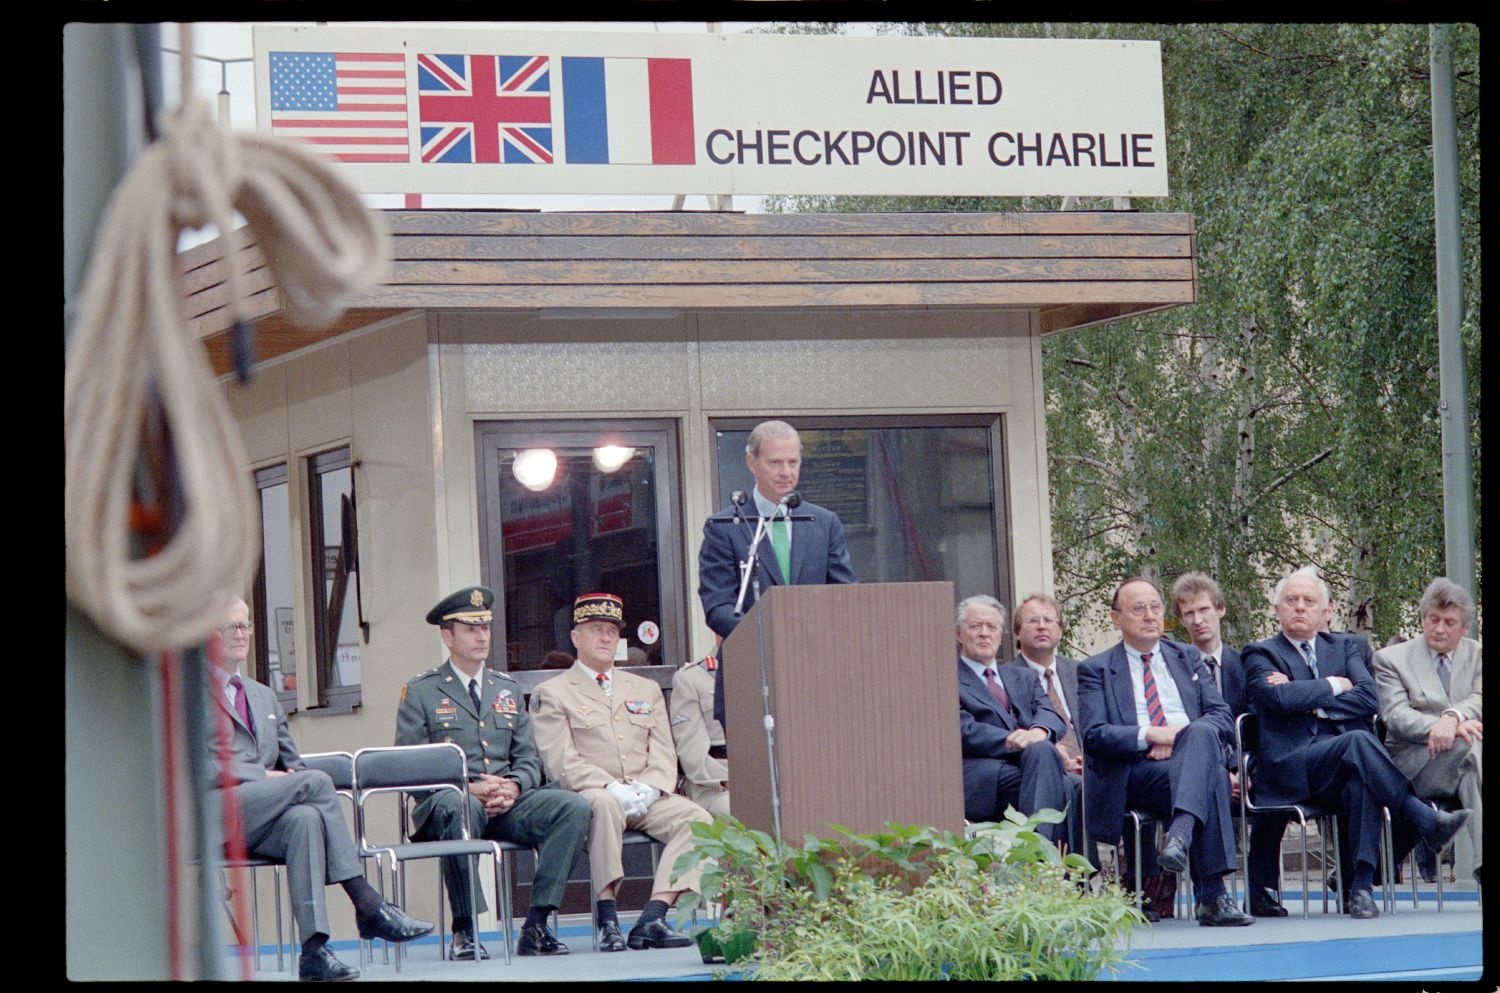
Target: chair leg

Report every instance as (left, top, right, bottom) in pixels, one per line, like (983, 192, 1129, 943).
(1329, 817, 1343, 916)
(271, 864, 286, 972)
(1130, 813, 1144, 916)
(249, 866, 262, 972)
(1296, 816, 1310, 920)
(469, 853, 483, 967)
(1381, 807, 1396, 914)
(496, 850, 514, 967)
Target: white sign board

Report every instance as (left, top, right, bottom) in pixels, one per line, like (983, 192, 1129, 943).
(254, 26, 1167, 197)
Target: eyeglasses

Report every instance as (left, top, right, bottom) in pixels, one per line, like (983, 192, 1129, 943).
(219, 622, 254, 635)
(1122, 603, 1164, 618)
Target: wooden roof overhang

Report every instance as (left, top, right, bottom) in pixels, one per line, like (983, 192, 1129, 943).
(182, 209, 1197, 376)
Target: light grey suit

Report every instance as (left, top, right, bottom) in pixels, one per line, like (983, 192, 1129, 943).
(1372, 635, 1482, 868)
(208, 671, 362, 942)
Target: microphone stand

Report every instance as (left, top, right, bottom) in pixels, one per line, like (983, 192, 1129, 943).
(708, 492, 813, 851)
(741, 494, 799, 851)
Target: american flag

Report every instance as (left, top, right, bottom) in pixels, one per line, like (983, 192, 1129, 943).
(269, 52, 410, 163)
(417, 54, 553, 164)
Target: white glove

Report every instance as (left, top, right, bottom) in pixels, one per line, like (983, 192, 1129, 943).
(606, 780, 645, 817)
(631, 782, 661, 809)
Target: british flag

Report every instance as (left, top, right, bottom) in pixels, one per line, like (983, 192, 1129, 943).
(417, 54, 553, 164)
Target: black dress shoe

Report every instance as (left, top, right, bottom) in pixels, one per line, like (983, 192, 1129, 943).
(1422, 808, 1471, 854)
(1249, 887, 1289, 918)
(1346, 888, 1380, 919)
(1138, 903, 1161, 923)
(1196, 892, 1255, 927)
(448, 928, 491, 961)
(356, 902, 434, 943)
(597, 919, 628, 952)
(1157, 834, 1190, 875)
(299, 946, 360, 982)
(626, 916, 694, 949)
(517, 920, 569, 956)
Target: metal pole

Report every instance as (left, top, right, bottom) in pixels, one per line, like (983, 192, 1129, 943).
(1428, 25, 1476, 598)
(64, 23, 174, 981)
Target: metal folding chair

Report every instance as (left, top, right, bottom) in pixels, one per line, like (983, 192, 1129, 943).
(217, 855, 288, 972)
(352, 743, 511, 969)
(1235, 713, 1343, 918)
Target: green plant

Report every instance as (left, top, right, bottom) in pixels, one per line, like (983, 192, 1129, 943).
(674, 808, 1143, 980)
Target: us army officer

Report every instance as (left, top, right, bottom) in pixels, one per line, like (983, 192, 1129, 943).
(396, 586, 591, 959)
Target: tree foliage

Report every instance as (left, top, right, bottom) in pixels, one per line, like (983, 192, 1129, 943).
(768, 22, 1481, 646)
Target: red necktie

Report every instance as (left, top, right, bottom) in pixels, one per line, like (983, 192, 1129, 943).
(984, 667, 1013, 716)
(1140, 652, 1166, 727)
(230, 675, 257, 744)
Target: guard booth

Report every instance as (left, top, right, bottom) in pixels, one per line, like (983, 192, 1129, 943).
(181, 19, 1191, 934)
(182, 204, 1196, 922)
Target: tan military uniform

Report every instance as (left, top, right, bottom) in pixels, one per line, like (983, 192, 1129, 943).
(531, 660, 711, 897)
(669, 657, 730, 818)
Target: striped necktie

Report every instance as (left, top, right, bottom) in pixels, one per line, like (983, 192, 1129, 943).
(984, 667, 1012, 716)
(1299, 641, 1319, 678)
(1140, 652, 1166, 727)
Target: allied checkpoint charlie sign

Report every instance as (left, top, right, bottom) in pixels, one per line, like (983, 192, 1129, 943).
(254, 26, 1168, 198)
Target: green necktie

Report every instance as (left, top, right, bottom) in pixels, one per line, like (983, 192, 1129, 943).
(772, 515, 791, 582)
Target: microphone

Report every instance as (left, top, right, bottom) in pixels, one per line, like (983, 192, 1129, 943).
(730, 490, 749, 527)
(783, 491, 802, 510)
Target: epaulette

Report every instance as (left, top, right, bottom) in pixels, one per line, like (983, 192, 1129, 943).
(486, 666, 514, 681)
(410, 667, 441, 682)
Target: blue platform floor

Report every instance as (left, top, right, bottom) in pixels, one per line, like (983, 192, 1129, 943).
(224, 888, 1484, 982)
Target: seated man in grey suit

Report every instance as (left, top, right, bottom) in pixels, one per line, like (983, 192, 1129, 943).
(1004, 592, 1092, 862)
(1077, 578, 1253, 927)
(955, 595, 1069, 838)
(1372, 577, 1483, 888)
(207, 597, 432, 982)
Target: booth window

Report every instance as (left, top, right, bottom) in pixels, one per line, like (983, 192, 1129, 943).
(475, 419, 685, 690)
(251, 462, 297, 711)
(711, 416, 1012, 651)
(307, 446, 362, 711)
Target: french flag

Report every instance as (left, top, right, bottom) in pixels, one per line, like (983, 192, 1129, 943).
(562, 57, 695, 164)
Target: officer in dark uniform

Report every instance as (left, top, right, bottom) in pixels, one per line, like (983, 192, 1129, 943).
(396, 586, 592, 959)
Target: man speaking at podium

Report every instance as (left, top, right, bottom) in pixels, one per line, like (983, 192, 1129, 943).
(698, 420, 859, 723)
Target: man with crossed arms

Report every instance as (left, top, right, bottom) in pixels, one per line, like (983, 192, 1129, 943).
(1242, 567, 1469, 918)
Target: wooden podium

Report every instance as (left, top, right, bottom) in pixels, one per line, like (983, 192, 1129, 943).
(721, 581, 964, 841)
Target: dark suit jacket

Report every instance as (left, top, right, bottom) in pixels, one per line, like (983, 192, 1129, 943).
(1218, 645, 1247, 717)
(697, 498, 857, 639)
(208, 670, 305, 787)
(1240, 631, 1380, 806)
(958, 657, 1064, 816)
(1077, 638, 1233, 840)
(1006, 654, 1081, 733)
(1215, 645, 1247, 770)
